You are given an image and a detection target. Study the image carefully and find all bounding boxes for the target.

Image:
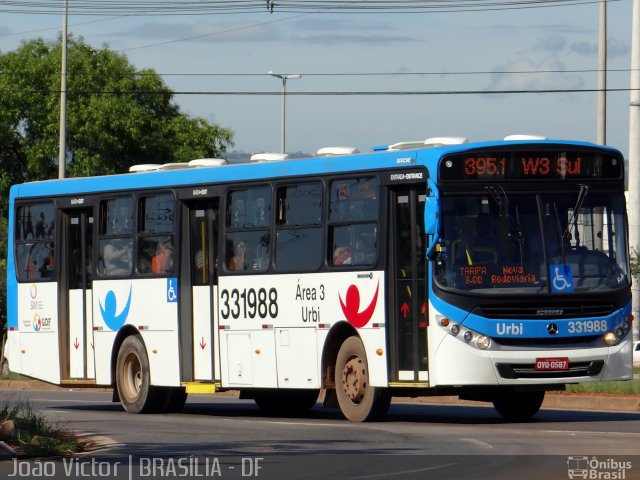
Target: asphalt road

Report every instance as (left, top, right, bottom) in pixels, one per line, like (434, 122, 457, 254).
(1, 389, 640, 479)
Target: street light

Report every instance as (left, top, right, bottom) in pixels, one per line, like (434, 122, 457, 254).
(268, 71, 301, 153)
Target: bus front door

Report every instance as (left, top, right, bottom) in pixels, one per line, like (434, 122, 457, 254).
(60, 208, 95, 381)
(389, 186, 428, 384)
(180, 201, 219, 382)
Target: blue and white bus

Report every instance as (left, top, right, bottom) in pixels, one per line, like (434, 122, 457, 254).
(5, 135, 632, 421)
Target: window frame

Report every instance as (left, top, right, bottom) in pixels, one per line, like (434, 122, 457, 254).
(14, 202, 57, 282)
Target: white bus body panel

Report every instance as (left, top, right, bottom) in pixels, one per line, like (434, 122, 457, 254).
(275, 328, 319, 388)
(193, 285, 214, 381)
(92, 278, 180, 387)
(218, 271, 387, 389)
(68, 289, 95, 379)
(16, 283, 60, 384)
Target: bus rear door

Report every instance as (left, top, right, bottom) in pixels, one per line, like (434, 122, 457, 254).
(180, 200, 220, 383)
(60, 207, 95, 381)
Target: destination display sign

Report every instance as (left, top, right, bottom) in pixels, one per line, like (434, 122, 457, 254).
(439, 149, 623, 181)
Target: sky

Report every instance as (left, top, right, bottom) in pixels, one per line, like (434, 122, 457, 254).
(0, 0, 635, 158)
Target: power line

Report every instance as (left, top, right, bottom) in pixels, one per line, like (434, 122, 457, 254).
(1, 68, 635, 78)
(0, 87, 635, 95)
(0, 15, 127, 38)
(0, 0, 618, 15)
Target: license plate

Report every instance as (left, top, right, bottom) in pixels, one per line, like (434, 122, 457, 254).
(535, 357, 569, 371)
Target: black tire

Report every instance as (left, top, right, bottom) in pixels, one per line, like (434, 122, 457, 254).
(115, 335, 158, 413)
(163, 387, 188, 413)
(1, 358, 10, 376)
(254, 389, 319, 414)
(493, 390, 545, 421)
(335, 336, 391, 422)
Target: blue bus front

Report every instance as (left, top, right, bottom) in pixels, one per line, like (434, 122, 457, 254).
(425, 143, 632, 390)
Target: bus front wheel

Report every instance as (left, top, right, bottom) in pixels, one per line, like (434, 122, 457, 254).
(492, 390, 545, 421)
(116, 335, 157, 413)
(335, 336, 390, 422)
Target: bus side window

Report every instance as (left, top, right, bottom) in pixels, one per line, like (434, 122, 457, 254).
(97, 196, 134, 278)
(15, 203, 56, 281)
(225, 187, 271, 273)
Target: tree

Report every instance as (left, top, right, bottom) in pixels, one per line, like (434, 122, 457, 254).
(0, 36, 234, 333)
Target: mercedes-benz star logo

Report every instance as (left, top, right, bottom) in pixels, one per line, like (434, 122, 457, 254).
(547, 323, 559, 335)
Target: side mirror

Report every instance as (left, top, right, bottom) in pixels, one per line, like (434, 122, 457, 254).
(424, 178, 440, 258)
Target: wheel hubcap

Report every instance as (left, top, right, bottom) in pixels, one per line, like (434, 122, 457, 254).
(122, 352, 142, 401)
(342, 355, 367, 404)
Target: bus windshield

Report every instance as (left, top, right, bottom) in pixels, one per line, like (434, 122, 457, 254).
(434, 191, 629, 294)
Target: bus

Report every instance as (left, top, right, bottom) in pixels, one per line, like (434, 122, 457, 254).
(5, 135, 632, 422)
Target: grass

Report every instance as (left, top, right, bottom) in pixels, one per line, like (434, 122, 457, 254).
(0, 371, 26, 380)
(564, 368, 640, 395)
(565, 380, 640, 395)
(0, 400, 85, 457)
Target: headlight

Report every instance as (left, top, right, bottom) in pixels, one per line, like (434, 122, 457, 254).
(603, 332, 617, 346)
(476, 336, 491, 350)
(603, 320, 631, 346)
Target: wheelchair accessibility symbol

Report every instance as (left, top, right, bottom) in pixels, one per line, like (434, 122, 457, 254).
(167, 278, 178, 303)
(550, 264, 574, 293)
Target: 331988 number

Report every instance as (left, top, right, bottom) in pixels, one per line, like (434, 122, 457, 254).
(567, 320, 607, 334)
(220, 287, 278, 320)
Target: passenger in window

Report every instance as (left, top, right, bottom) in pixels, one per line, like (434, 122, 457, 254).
(229, 240, 247, 271)
(254, 197, 266, 226)
(152, 237, 174, 274)
(333, 245, 352, 265)
(35, 212, 47, 239)
(103, 239, 131, 276)
(110, 204, 132, 234)
(38, 243, 55, 278)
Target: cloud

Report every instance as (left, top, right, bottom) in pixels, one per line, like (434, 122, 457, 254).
(290, 32, 415, 45)
(486, 57, 584, 92)
(114, 18, 416, 46)
(569, 37, 630, 59)
(532, 35, 567, 54)
(114, 21, 284, 43)
(568, 40, 597, 56)
(480, 24, 591, 35)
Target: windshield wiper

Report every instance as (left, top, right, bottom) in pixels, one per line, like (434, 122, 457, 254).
(563, 184, 589, 241)
(485, 186, 525, 264)
(485, 186, 524, 245)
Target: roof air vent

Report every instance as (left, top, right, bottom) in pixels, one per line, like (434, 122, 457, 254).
(188, 158, 228, 167)
(129, 164, 161, 173)
(316, 147, 359, 156)
(504, 134, 547, 141)
(250, 153, 289, 162)
(423, 137, 468, 147)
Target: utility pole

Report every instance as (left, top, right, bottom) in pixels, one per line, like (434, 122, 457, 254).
(629, 0, 640, 327)
(597, 0, 607, 145)
(58, 0, 68, 179)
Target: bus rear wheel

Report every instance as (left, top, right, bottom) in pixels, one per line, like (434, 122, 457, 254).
(116, 335, 158, 413)
(335, 336, 390, 422)
(493, 390, 545, 421)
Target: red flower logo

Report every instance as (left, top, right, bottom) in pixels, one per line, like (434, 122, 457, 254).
(339, 282, 380, 328)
